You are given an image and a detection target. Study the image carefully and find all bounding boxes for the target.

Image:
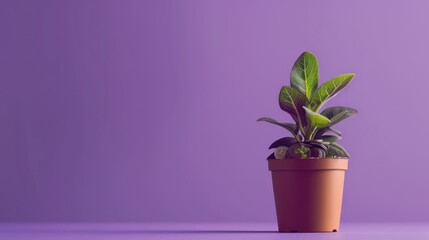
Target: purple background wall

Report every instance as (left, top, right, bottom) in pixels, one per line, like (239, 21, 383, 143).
(0, 0, 428, 222)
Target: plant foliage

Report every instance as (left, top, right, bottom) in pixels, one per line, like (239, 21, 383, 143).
(257, 51, 357, 159)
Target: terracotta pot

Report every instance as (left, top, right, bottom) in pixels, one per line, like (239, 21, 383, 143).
(268, 158, 348, 232)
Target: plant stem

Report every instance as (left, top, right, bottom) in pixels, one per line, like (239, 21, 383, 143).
(293, 133, 301, 142)
(305, 125, 318, 140)
(308, 127, 318, 140)
(305, 126, 312, 140)
(296, 116, 306, 142)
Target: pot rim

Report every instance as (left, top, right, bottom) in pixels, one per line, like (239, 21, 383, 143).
(268, 158, 348, 171)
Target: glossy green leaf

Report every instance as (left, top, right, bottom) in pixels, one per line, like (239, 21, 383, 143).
(310, 147, 327, 158)
(321, 106, 358, 126)
(310, 73, 355, 111)
(306, 141, 328, 150)
(279, 86, 309, 126)
(267, 153, 275, 160)
(303, 106, 331, 128)
(287, 143, 310, 159)
(257, 117, 299, 139)
(269, 137, 297, 149)
(290, 52, 318, 99)
(320, 135, 342, 142)
(326, 143, 350, 158)
(274, 146, 288, 159)
(314, 127, 342, 138)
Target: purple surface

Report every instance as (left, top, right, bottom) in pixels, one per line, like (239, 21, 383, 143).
(0, 223, 428, 240)
(0, 0, 429, 222)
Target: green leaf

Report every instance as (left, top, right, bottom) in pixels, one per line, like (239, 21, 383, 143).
(314, 127, 342, 138)
(326, 143, 350, 158)
(279, 86, 309, 126)
(290, 52, 319, 99)
(287, 143, 310, 159)
(274, 146, 288, 159)
(257, 117, 298, 137)
(324, 128, 342, 136)
(295, 145, 310, 158)
(309, 147, 327, 158)
(267, 153, 275, 160)
(321, 106, 358, 126)
(269, 137, 297, 149)
(303, 106, 331, 128)
(320, 135, 342, 143)
(306, 141, 328, 150)
(310, 73, 355, 111)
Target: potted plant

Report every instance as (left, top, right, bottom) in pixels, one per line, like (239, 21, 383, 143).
(258, 51, 357, 232)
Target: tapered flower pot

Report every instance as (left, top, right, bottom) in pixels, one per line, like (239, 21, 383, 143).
(268, 158, 348, 232)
